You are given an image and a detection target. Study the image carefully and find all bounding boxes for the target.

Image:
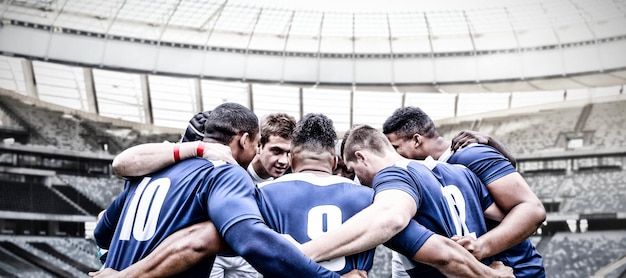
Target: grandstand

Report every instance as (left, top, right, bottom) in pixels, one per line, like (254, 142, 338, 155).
(0, 0, 625, 277)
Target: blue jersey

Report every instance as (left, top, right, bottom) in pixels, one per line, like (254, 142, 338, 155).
(373, 159, 493, 277)
(95, 158, 339, 278)
(256, 172, 376, 275)
(448, 144, 546, 278)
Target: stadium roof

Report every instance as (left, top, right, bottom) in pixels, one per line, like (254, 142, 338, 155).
(0, 0, 625, 132)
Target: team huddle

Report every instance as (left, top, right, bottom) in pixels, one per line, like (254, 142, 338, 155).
(90, 103, 546, 278)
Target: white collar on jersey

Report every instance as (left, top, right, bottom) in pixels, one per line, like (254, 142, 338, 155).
(420, 156, 441, 171)
(247, 163, 274, 185)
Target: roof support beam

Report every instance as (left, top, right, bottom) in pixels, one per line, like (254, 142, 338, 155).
(200, 1, 227, 78)
(83, 68, 99, 114)
(154, 0, 183, 72)
(21, 59, 38, 98)
(243, 8, 263, 81)
(314, 13, 325, 87)
(280, 10, 296, 84)
(99, 0, 129, 68)
(140, 74, 154, 125)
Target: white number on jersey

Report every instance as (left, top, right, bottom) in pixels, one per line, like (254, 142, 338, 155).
(441, 185, 476, 239)
(119, 177, 171, 241)
(307, 205, 346, 271)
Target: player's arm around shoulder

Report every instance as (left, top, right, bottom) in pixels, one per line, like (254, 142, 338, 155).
(112, 141, 236, 178)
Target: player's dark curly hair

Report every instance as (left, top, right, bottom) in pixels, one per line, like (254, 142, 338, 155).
(382, 106, 438, 139)
(203, 103, 259, 145)
(292, 113, 336, 154)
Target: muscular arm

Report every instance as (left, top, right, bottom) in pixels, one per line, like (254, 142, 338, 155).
(111, 141, 236, 177)
(94, 221, 228, 278)
(468, 173, 546, 260)
(301, 189, 417, 262)
(451, 131, 517, 168)
(410, 234, 512, 278)
(384, 219, 513, 278)
(225, 218, 339, 278)
(300, 189, 512, 278)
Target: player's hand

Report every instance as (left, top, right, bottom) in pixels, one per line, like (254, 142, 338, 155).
(88, 268, 121, 278)
(489, 261, 514, 278)
(450, 130, 489, 152)
(451, 235, 487, 260)
(202, 143, 237, 165)
(340, 269, 367, 278)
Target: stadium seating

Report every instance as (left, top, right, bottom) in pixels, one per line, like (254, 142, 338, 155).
(542, 230, 626, 278)
(51, 184, 104, 216)
(0, 235, 101, 277)
(0, 243, 49, 277)
(0, 181, 85, 215)
(57, 174, 124, 210)
(474, 107, 582, 155)
(0, 95, 99, 152)
(584, 101, 626, 149)
(558, 169, 626, 214)
(522, 172, 565, 199)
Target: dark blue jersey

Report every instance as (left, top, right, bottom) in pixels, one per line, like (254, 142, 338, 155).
(95, 158, 339, 278)
(373, 159, 493, 277)
(448, 144, 546, 278)
(257, 172, 376, 275)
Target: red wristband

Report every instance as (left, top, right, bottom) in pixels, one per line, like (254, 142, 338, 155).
(197, 142, 205, 157)
(173, 144, 181, 162)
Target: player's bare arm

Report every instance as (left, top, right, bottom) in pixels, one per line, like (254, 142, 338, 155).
(465, 173, 546, 260)
(111, 141, 236, 177)
(301, 189, 417, 262)
(90, 221, 227, 278)
(410, 233, 514, 278)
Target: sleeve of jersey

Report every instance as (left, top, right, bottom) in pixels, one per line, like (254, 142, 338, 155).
(372, 167, 421, 208)
(449, 145, 516, 185)
(224, 214, 340, 277)
(384, 219, 434, 258)
(205, 165, 265, 236)
(93, 188, 129, 249)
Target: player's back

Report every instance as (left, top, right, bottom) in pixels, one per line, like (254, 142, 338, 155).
(257, 172, 375, 274)
(97, 158, 249, 277)
(374, 160, 492, 277)
(417, 158, 493, 240)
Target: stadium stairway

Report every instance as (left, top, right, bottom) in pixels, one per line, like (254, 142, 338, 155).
(29, 241, 99, 273)
(0, 241, 77, 278)
(0, 244, 51, 278)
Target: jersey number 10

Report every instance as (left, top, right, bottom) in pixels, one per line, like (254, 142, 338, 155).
(119, 177, 171, 241)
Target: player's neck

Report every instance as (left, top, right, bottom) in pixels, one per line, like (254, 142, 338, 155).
(251, 158, 271, 179)
(430, 137, 450, 160)
(298, 169, 332, 176)
(293, 161, 333, 175)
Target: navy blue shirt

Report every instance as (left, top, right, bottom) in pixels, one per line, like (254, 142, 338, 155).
(448, 144, 546, 278)
(95, 158, 338, 278)
(374, 159, 494, 277)
(257, 172, 375, 274)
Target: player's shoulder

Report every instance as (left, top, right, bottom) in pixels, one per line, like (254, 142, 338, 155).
(261, 172, 359, 188)
(458, 143, 497, 153)
(450, 143, 502, 161)
(202, 159, 248, 177)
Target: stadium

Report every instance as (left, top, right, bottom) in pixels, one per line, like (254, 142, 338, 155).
(0, 0, 625, 277)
